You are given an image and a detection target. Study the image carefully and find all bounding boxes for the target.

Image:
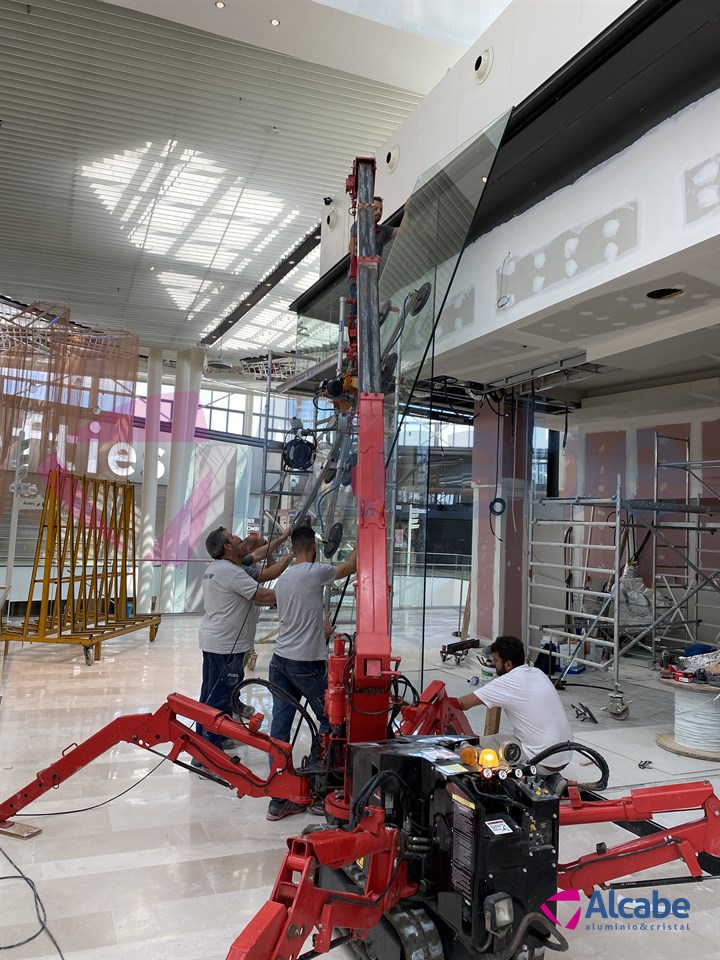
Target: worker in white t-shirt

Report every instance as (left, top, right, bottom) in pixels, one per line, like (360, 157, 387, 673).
(266, 525, 356, 821)
(453, 635, 572, 773)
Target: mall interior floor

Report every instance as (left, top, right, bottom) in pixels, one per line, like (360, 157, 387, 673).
(0, 612, 717, 960)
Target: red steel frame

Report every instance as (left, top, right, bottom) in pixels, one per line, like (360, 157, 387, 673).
(3, 695, 717, 960)
(2, 157, 719, 960)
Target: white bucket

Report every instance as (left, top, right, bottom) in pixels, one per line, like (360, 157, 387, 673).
(556, 639, 585, 673)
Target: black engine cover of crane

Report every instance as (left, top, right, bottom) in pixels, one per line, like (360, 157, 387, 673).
(320, 736, 559, 960)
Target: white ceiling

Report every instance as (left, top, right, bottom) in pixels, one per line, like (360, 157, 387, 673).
(104, 0, 465, 95)
(435, 237, 720, 425)
(312, 0, 511, 51)
(0, 0, 436, 361)
(1, 0, 717, 423)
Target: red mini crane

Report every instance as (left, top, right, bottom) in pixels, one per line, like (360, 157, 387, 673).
(2, 158, 719, 960)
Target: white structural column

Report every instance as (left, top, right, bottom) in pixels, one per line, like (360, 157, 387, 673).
(243, 392, 253, 437)
(157, 350, 192, 613)
(137, 347, 163, 614)
(172, 347, 205, 612)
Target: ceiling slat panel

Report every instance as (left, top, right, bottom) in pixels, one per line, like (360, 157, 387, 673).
(0, 0, 421, 353)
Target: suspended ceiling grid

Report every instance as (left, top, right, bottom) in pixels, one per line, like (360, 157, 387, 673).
(0, 0, 425, 358)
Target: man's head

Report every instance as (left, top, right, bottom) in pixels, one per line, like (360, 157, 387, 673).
(206, 526, 242, 563)
(237, 533, 265, 560)
(489, 635, 526, 676)
(291, 525, 318, 560)
(372, 196, 383, 222)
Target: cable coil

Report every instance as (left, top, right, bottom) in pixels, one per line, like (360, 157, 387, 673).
(674, 690, 720, 752)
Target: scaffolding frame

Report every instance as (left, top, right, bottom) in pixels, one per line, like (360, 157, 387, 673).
(617, 499, 719, 662)
(527, 444, 720, 716)
(527, 476, 628, 716)
(645, 433, 720, 653)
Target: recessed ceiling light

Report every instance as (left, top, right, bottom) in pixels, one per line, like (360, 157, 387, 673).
(214, 1, 225, 8)
(646, 287, 685, 301)
(270, 18, 280, 26)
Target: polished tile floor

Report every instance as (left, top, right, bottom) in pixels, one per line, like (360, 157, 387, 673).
(1, 612, 718, 960)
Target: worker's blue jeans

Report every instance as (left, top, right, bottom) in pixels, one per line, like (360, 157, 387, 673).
(268, 653, 330, 746)
(347, 276, 357, 321)
(196, 650, 248, 749)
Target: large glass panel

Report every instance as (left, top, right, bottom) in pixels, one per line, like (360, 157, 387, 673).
(290, 112, 510, 671)
(291, 111, 508, 380)
(380, 113, 509, 456)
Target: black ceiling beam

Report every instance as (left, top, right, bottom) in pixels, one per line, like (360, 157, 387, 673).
(471, 0, 719, 240)
(289, 0, 718, 321)
(201, 223, 322, 346)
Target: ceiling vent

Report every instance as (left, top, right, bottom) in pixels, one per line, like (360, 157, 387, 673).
(385, 146, 399, 172)
(474, 48, 494, 84)
(646, 287, 685, 301)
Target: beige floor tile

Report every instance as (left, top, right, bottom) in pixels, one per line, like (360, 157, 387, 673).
(2, 613, 719, 960)
(0, 910, 117, 959)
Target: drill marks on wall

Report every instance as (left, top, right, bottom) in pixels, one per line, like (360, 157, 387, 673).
(685, 155, 720, 224)
(435, 284, 475, 340)
(495, 203, 638, 310)
(521, 272, 720, 345)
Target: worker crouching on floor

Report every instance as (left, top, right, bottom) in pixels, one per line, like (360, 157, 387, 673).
(452, 635, 573, 774)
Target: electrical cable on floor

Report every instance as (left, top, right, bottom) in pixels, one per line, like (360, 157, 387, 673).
(15, 757, 167, 817)
(0, 843, 65, 958)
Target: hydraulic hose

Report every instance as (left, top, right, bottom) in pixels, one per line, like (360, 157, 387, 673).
(527, 740, 610, 790)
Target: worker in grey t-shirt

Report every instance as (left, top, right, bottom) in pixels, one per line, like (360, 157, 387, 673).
(194, 526, 280, 759)
(266, 525, 356, 820)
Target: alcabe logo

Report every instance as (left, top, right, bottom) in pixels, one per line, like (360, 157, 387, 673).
(540, 890, 582, 930)
(540, 889, 692, 934)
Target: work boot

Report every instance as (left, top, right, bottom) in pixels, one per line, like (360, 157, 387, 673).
(266, 800, 306, 821)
